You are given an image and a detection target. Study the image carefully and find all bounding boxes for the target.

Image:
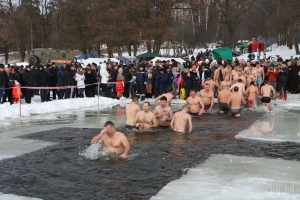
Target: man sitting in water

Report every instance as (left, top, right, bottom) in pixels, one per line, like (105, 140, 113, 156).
(155, 87, 174, 107)
(185, 89, 204, 116)
(199, 83, 214, 112)
(170, 105, 193, 133)
(260, 80, 276, 111)
(125, 96, 140, 129)
(133, 102, 158, 131)
(154, 96, 173, 127)
(91, 121, 130, 159)
(227, 86, 246, 117)
(217, 85, 231, 114)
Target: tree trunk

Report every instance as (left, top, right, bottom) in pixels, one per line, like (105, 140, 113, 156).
(133, 41, 137, 56)
(295, 40, 300, 55)
(127, 41, 132, 56)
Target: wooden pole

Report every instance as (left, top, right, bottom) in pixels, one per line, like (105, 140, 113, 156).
(18, 86, 21, 117)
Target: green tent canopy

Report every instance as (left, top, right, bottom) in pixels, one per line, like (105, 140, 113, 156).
(136, 51, 161, 58)
(212, 46, 233, 61)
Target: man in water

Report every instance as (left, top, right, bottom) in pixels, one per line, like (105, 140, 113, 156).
(199, 83, 214, 112)
(91, 121, 130, 159)
(133, 101, 158, 131)
(155, 87, 174, 107)
(227, 86, 246, 117)
(261, 80, 276, 110)
(170, 105, 192, 133)
(217, 85, 231, 114)
(154, 96, 173, 127)
(125, 96, 140, 129)
(230, 79, 245, 96)
(185, 89, 204, 116)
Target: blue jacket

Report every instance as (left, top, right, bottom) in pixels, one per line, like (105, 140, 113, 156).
(278, 67, 289, 82)
(136, 70, 147, 82)
(155, 73, 169, 86)
(57, 68, 65, 86)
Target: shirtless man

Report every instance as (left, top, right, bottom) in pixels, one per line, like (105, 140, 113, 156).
(170, 105, 193, 133)
(154, 96, 173, 127)
(213, 64, 224, 83)
(236, 70, 247, 86)
(185, 89, 204, 116)
(91, 121, 130, 159)
(155, 87, 174, 107)
(230, 79, 245, 96)
(199, 84, 214, 112)
(223, 63, 232, 80)
(125, 96, 140, 129)
(217, 85, 231, 113)
(230, 65, 239, 84)
(227, 86, 246, 117)
(203, 77, 218, 93)
(255, 62, 264, 94)
(244, 81, 258, 109)
(133, 102, 158, 131)
(220, 76, 231, 91)
(245, 64, 257, 88)
(261, 80, 276, 111)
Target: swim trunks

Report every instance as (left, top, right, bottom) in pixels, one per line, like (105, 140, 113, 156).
(261, 97, 271, 103)
(230, 108, 241, 115)
(204, 104, 211, 110)
(125, 124, 138, 130)
(219, 102, 230, 112)
(248, 99, 255, 103)
(256, 77, 262, 85)
(188, 111, 199, 116)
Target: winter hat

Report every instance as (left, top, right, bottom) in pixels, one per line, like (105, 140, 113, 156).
(0, 64, 4, 69)
(60, 65, 64, 70)
(25, 65, 31, 69)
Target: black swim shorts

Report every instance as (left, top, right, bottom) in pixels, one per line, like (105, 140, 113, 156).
(219, 102, 230, 112)
(188, 111, 199, 116)
(261, 97, 271, 103)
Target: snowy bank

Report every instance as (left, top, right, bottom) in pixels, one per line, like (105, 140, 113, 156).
(0, 96, 131, 120)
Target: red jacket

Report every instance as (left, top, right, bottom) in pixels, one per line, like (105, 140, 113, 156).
(266, 69, 279, 82)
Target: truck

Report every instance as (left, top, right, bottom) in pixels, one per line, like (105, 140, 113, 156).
(28, 48, 81, 65)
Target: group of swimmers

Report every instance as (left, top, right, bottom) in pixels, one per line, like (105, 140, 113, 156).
(90, 75, 277, 159)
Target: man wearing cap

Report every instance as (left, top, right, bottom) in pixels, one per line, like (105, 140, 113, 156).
(156, 68, 169, 95)
(91, 121, 130, 159)
(136, 64, 147, 101)
(22, 65, 33, 104)
(0, 64, 5, 103)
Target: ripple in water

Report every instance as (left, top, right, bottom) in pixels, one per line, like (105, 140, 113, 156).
(79, 141, 139, 161)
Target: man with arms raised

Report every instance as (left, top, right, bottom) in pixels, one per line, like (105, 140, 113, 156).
(199, 83, 214, 112)
(125, 96, 140, 129)
(227, 86, 246, 117)
(155, 87, 174, 107)
(261, 80, 276, 111)
(133, 102, 158, 131)
(217, 85, 231, 114)
(170, 105, 193, 133)
(185, 89, 204, 116)
(91, 121, 130, 159)
(154, 96, 173, 127)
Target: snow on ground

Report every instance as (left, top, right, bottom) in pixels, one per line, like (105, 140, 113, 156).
(152, 154, 300, 200)
(0, 96, 131, 120)
(0, 193, 41, 200)
(236, 44, 300, 61)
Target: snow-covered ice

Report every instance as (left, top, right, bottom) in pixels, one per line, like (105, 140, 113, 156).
(151, 154, 300, 200)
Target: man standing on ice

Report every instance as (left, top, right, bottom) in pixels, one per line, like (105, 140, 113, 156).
(91, 121, 130, 159)
(261, 80, 276, 111)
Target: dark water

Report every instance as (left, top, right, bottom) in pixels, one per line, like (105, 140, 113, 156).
(0, 107, 300, 200)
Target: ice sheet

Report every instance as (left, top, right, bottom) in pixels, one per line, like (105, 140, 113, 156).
(152, 154, 300, 200)
(0, 193, 41, 200)
(236, 94, 300, 143)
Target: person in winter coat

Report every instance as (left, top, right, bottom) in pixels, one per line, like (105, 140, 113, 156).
(156, 68, 170, 95)
(22, 66, 33, 103)
(182, 68, 192, 98)
(50, 62, 58, 100)
(75, 67, 85, 98)
(2, 68, 14, 105)
(85, 68, 95, 98)
(70, 65, 77, 98)
(289, 60, 300, 93)
(57, 65, 65, 99)
(110, 64, 118, 96)
(116, 68, 125, 99)
(122, 66, 132, 98)
(190, 65, 200, 92)
(36, 64, 49, 102)
(64, 64, 71, 99)
(278, 62, 289, 100)
(100, 63, 110, 97)
(266, 63, 279, 92)
(0, 64, 5, 103)
(45, 64, 54, 100)
(136, 65, 147, 100)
